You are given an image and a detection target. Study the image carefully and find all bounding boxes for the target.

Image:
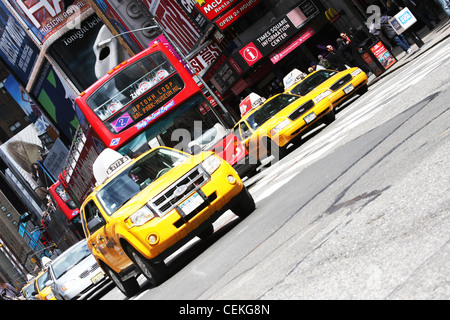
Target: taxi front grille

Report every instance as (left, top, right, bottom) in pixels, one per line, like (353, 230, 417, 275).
(150, 166, 210, 216)
(289, 100, 314, 121)
(330, 74, 352, 91)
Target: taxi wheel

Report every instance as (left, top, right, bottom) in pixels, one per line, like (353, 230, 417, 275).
(103, 264, 140, 298)
(231, 186, 256, 218)
(323, 109, 336, 125)
(197, 224, 214, 240)
(127, 246, 168, 287)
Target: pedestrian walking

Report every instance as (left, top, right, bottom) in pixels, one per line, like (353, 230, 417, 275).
(379, 15, 412, 54)
(340, 32, 371, 73)
(0, 281, 21, 300)
(336, 38, 355, 65)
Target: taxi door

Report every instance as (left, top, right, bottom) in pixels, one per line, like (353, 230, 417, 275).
(82, 200, 130, 272)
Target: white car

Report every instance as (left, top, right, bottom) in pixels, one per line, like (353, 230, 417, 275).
(45, 240, 110, 300)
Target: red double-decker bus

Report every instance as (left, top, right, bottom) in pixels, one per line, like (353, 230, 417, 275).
(76, 41, 240, 156)
(68, 41, 256, 206)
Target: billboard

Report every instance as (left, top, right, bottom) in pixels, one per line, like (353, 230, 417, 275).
(7, 0, 91, 44)
(0, 125, 52, 206)
(0, 0, 39, 86)
(140, 0, 201, 54)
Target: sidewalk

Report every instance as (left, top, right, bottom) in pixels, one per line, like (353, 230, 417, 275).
(367, 17, 450, 86)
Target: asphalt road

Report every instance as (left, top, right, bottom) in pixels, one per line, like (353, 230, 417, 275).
(99, 30, 450, 301)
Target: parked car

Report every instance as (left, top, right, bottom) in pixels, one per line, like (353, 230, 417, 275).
(233, 91, 335, 161)
(284, 68, 368, 108)
(45, 240, 109, 300)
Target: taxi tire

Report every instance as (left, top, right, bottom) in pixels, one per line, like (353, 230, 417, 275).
(103, 264, 140, 298)
(231, 186, 256, 218)
(197, 224, 214, 240)
(127, 246, 168, 287)
(323, 109, 336, 125)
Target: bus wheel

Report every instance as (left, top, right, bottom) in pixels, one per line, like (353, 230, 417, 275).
(127, 246, 168, 287)
(103, 263, 140, 298)
(231, 186, 256, 218)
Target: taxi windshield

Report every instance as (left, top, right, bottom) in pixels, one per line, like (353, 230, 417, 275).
(290, 70, 337, 96)
(97, 148, 188, 216)
(87, 51, 176, 121)
(246, 94, 299, 130)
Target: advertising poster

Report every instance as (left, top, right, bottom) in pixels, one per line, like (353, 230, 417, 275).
(49, 14, 105, 91)
(0, 1, 39, 86)
(370, 41, 396, 70)
(3, 74, 52, 135)
(7, 0, 91, 44)
(0, 125, 52, 205)
(141, 0, 201, 55)
(31, 59, 79, 142)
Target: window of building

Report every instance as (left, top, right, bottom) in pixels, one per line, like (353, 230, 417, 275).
(9, 121, 21, 133)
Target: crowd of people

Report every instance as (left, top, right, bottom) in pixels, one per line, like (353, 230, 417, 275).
(306, 0, 450, 74)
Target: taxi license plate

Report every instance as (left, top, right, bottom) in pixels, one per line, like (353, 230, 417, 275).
(304, 112, 317, 124)
(91, 272, 105, 285)
(343, 84, 354, 94)
(179, 192, 204, 216)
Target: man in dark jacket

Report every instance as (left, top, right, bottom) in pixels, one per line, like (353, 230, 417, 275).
(380, 15, 412, 53)
(326, 45, 348, 71)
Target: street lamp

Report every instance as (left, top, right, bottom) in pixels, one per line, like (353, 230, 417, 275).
(97, 25, 159, 48)
(97, 22, 235, 125)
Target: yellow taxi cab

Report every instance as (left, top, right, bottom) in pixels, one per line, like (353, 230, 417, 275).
(34, 269, 56, 300)
(284, 67, 368, 108)
(80, 146, 255, 297)
(232, 91, 334, 161)
(21, 278, 36, 300)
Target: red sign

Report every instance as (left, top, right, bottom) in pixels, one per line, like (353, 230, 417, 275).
(269, 26, 315, 64)
(239, 43, 263, 67)
(370, 41, 396, 70)
(215, 0, 260, 31)
(195, 0, 239, 21)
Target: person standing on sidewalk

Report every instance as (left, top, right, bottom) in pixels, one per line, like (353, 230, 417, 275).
(379, 15, 412, 54)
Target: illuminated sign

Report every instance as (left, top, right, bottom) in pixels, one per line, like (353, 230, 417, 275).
(106, 74, 184, 133)
(215, 0, 260, 31)
(194, 0, 239, 21)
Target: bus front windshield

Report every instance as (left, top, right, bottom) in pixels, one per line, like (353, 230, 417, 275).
(87, 51, 176, 121)
(118, 93, 228, 158)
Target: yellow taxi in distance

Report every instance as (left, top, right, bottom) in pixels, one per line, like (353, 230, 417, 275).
(233, 91, 335, 161)
(80, 146, 255, 297)
(285, 68, 368, 108)
(34, 269, 56, 300)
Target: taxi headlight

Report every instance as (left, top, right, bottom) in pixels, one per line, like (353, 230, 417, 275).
(202, 155, 222, 175)
(270, 119, 291, 136)
(313, 90, 332, 103)
(351, 68, 362, 77)
(129, 206, 155, 227)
